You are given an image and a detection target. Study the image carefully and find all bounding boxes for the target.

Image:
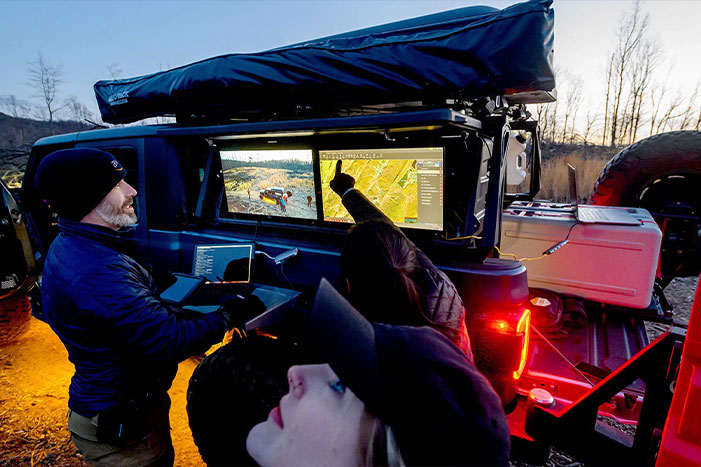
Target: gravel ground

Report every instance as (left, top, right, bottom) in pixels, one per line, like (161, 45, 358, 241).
(0, 277, 697, 466)
(512, 275, 698, 467)
(647, 276, 698, 338)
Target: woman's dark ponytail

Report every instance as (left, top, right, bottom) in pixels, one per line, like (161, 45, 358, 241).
(341, 220, 456, 342)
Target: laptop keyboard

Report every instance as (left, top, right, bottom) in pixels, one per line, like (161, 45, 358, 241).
(197, 282, 250, 297)
(579, 208, 607, 220)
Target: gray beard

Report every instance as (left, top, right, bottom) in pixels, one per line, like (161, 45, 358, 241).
(95, 197, 137, 228)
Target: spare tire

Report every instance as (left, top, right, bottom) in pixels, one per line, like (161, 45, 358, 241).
(591, 131, 701, 279)
(186, 332, 311, 466)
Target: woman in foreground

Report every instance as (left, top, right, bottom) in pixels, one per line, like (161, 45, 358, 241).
(246, 279, 510, 466)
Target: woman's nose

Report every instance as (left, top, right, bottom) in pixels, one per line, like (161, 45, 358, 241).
(287, 366, 304, 398)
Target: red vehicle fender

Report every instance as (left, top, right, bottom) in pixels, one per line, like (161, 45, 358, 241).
(657, 274, 701, 466)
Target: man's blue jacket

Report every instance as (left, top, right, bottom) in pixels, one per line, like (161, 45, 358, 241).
(41, 219, 228, 417)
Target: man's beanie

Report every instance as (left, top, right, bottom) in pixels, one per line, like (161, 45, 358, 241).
(34, 148, 126, 221)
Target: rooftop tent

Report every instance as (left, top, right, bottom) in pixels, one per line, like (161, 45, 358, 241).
(94, 0, 554, 124)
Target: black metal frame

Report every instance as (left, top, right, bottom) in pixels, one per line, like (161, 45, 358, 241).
(504, 119, 542, 202)
(525, 327, 686, 466)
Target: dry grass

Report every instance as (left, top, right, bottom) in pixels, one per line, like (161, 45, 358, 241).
(539, 151, 612, 203)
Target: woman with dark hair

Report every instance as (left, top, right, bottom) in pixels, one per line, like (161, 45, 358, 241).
(246, 280, 510, 466)
(331, 161, 471, 357)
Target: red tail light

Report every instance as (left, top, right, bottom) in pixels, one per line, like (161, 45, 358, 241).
(513, 309, 531, 380)
(468, 306, 532, 409)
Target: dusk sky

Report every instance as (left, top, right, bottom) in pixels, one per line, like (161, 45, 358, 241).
(2, 0, 700, 129)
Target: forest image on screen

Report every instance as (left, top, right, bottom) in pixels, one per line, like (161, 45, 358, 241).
(220, 149, 316, 219)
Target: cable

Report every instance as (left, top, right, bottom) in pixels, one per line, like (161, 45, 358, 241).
(445, 234, 483, 241)
(279, 262, 295, 290)
(494, 245, 546, 262)
(255, 251, 275, 261)
(531, 324, 596, 387)
(255, 250, 294, 288)
(496, 221, 581, 262)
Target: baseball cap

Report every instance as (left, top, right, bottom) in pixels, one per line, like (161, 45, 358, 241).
(311, 278, 510, 466)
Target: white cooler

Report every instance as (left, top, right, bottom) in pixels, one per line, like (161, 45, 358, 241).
(501, 202, 662, 309)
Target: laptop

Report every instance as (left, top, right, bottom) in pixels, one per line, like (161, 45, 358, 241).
(567, 164, 641, 225)
(160, 243, 301, 327)
(190, 243, 255, 299)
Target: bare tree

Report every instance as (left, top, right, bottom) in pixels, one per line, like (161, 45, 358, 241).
(628, 39, 661, 143)
(65, 96, 94, 129)
(648, 79, 668, 136)
(565, 76, 583, 142)
(5, 95, 30, 118)
(27, 52, 63, 134)
(582, 110, 598, 144)
(602, 54, 615, 145)
(107, 62, 123, 79)
(655, 92, 682, 133)
(534, 103, 550, 142)
(607, 1, 648, 147)
(677, 83, 699, 130)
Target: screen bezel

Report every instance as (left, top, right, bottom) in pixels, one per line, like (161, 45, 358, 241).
(318, 146, 445, 232)
(192, 243, 254, 283)
(215, 139, 323, 227)
(211, 133, 448, 236)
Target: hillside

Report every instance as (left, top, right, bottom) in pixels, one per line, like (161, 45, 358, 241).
(0, 112, 89, 185)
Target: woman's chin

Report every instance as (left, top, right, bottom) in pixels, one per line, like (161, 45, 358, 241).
(246, 419, 277, 465)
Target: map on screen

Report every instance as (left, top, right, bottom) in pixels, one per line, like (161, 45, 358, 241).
(320, 147, 443, 231)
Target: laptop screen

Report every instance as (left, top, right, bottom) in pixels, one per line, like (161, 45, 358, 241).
(567, 164, 578, 206)
(192, 244, 253, 282)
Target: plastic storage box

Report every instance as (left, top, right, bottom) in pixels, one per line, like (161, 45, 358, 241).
(501, 202, 662, 309)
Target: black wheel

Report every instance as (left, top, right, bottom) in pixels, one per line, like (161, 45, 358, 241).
(591, 131, 701, 279)
(186, 333, 311, 466)
(0, 294, 32, 346)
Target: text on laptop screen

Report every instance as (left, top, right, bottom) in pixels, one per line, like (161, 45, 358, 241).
(193, 244, 253, 282)
(319, 147, 444, 231)
(220, 149, 316, 220)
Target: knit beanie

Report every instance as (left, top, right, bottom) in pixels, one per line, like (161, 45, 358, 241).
(34, 148, 127, 221)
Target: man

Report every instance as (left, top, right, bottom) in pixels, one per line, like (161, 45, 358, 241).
(34, 148, 249, 466)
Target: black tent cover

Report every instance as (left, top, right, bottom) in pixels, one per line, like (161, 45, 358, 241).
(94, 0, 554, 124)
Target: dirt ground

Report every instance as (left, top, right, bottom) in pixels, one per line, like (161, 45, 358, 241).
(0, 318, 205, 466)
(0, 276, 697, 466)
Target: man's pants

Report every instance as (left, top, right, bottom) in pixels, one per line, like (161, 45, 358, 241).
(67, 394, 174, 467)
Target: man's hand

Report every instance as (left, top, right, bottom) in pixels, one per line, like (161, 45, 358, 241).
(330, 160, 355, 197)
(218, 294, 266, 330)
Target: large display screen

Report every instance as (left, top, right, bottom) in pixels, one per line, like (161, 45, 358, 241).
(220, 149, 317, 220)
(320, 147, 444, 231)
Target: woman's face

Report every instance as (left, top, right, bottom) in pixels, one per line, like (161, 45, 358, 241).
(246, 364, 366, 467)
